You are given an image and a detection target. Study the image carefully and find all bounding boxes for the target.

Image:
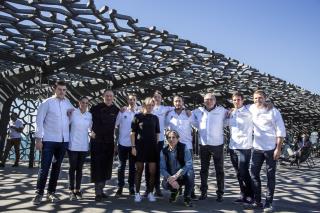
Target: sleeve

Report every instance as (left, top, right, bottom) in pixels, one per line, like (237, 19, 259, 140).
(190, 109, 199, 129)
(165, 111, 171, 128)
(160, 150, 171, 178)
(88, 113, 93, 132)
(17, 120, 24, 128)
(179, 147, 193, 176)
(274, 109, 286, 137)
(155, 115, 160, 134)
(131, 115, 138, 133)
(115, 112, 122, 127)
(35, 101, 48, 138)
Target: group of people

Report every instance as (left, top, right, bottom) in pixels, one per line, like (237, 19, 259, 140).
(28, 80, 286, 212)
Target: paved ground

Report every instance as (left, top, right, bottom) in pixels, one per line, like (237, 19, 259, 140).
(0, 155, 319, 213)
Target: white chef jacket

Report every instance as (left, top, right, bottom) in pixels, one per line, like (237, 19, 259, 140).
(153, 105, 174, 141)
(166, 110, 193, 150)
(116, 106, 141, 147)
(249, 104, 286, 151)
(69, 109, 92, 151)
(35, 96, 74, 142)
(192, 106, 227, 146)
(227, 106, 253, 150)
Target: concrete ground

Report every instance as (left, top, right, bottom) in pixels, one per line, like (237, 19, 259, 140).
(0, 155, 319, 213)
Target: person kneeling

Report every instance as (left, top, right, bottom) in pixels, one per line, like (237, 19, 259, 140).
(160, 130, 194, 207)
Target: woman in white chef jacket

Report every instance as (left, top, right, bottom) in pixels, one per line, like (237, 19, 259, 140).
(68, 97, 92, 200)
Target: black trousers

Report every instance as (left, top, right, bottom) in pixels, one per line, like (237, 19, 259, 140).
(199, 144, 224, 196)
(68, 150, 87, 191)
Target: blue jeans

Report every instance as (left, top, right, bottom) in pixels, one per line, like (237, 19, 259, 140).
(117, 144, 135, 189)
(162, 170, 195, 198)
(36, 141, 68, 195)
(250, 149, 277, 204)
(229, 149, 253, 199)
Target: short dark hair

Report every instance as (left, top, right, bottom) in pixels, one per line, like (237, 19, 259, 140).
(173, 95, 184, 102)
(54, 80, 67, 89)
(79, 96, 88, 101)
(232, 91, 244, 100)
(166, 130, 180, 140)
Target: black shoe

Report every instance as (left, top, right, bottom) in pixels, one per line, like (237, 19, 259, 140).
(245, 202, 263, 210)
(129, 188, 135, 195)
(155, 188, 163, 197)
(95, 195, 103, 202)
(234, 197, 245, 203)
(0, 163, 4, 167)
(199, 192, 207, 200)
(47, 192, 60, 203)
(264, 202, 273, 212)
(115, 188, 123, 197)
(169, 190, 179, 203)
(12, 163, 19, 167)
(184, 197, 193, 207)
(75, 191, 83, 200)
(32, 194, 43, 205)
(101, 193, 108, 199)
(191, 191, 198, 201)
(216, 195, 223, 202)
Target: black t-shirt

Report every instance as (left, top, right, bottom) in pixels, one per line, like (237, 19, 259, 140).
(90, 103, 119, 142)
(131, 113, 160, 144)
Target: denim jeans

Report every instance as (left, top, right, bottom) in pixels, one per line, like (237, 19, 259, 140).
(68, 150, 87, 191)
(36, 141, 68, 195)
(162, 170, 195, 198)
(200, 144, 224, 196)
(117, 144, 135, 189)
(250, 149, 277, 204)
(229, 149, 253, 199)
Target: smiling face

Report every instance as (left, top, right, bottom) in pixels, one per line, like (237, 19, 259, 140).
(54, 85, 67, 99)
(232, 95, 244, 109)
(103, 90, 114, 106)
(167, 131, 179, 148)
(253, 92, 266, 108)
(143, 97, 155, 114)
(203, 93, 216, 109)
(79, 98, 89, 112)
(128, 95, 137, 108)
(173, 96, 184, 110)
(153, 92, 162, 105)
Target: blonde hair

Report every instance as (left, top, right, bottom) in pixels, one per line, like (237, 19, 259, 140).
(142, 97, 155, 113)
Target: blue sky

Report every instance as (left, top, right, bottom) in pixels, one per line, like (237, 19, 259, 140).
(95, 0, 320, 94)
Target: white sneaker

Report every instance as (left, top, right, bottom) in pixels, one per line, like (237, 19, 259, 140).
(147, 192, 156, 202)
(134, 193, 142, 202)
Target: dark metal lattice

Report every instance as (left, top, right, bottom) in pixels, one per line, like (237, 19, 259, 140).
(0, 0, 319, 140)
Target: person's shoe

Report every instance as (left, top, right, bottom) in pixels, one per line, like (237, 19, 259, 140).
(245, 202, 263, 210)
(169, 190, 179, 203)
(101, 192, 108, 199)
(115, 188, 123, 197)
(129, 188, 135, 196)
(199, 192, 207, 200)
(191, 191, 198, 201)
(264, 202, 273, 212)
(147, 192, 156, 202)
(244, 197, 253, 204)
(234, 197, 245, 203)
(184, 197, 193, 207)
(95, 195, 103, 202)
(134, 193, 142, 202)
(155, 188, 163, 197)
(12, 163, 19, 167)
(69, 191, 77, 201)
(47, 192, 60, 203)
(75, 191, 83, 200)
(216, 195, 223, 202)
(32, 194, 43, 205)
(0, 163, 5, 167)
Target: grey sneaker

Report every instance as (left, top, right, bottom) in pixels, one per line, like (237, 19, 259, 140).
(69, 191, 77, 201)
(264, 203, 273, 212)
(47, 193, 60, 203)
(32, 194, 43, 205)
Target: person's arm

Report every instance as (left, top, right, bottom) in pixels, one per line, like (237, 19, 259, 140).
(131, 115, 138, 156)
(174, 147, 193, 178)
(273, 109, 286, 160)
(160, 150, 171, 179)
(190, 109, 199, 129)
(155, 116, 160, 143)
(35, 101, 49, 150)
(15, 120, 24, 133)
